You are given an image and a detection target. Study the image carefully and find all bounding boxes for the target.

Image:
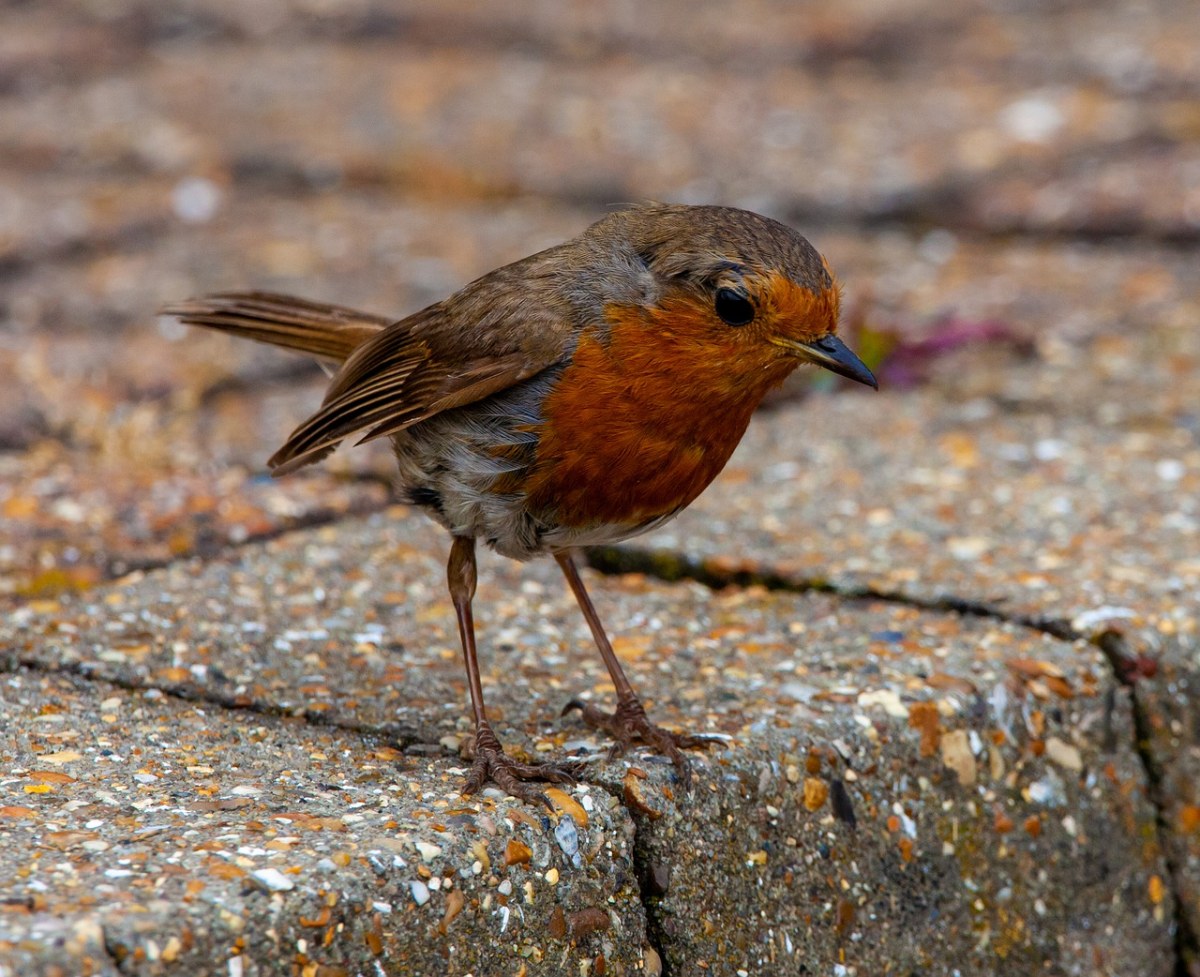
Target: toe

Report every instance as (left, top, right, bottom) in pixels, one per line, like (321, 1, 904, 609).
(459, 727, 581, 804)
(561, 694, 712, 787)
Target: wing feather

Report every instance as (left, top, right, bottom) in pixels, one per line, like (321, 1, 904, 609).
(162, 291, 391, 362)
(252, 243, 603, 475)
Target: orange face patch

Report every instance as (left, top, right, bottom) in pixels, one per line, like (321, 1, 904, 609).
(759, 270, 841, 344)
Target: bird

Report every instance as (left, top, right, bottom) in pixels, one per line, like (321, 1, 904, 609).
(163, 202, 877, 806)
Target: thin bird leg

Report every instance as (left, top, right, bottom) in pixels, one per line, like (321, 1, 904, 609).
(556, 550, 710, 784)
(447, 536, 576, 805)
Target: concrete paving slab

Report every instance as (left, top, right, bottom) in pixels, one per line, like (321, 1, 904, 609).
(0, 668, 646, 977)
(1, 513, 1175, 974)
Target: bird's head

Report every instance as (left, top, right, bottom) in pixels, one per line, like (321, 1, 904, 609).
(596, 204, 877, 393)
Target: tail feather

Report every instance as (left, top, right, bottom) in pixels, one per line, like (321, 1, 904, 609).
(162, 291, 391, 364)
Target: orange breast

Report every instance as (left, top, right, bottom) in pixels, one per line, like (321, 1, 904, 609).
(522, 298, 796, 530)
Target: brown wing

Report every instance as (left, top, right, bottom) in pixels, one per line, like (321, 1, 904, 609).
(267, 321, 551, 474)
(162, 292, 391, 363)
(266, 252, 589, 475)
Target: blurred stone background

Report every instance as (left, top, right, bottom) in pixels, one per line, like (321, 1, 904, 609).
(2, 1, 1199, 975)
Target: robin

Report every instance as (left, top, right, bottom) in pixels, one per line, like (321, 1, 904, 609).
(165, 203, 877, 805)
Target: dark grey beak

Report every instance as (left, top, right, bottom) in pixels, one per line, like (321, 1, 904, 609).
(776, 334, 878, 389)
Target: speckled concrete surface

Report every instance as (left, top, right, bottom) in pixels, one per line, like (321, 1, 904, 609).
(1, 514, 1177, 975)
(0, 667, 647, 976)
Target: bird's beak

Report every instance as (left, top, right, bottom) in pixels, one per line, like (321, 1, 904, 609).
(772, 334, 878, 389)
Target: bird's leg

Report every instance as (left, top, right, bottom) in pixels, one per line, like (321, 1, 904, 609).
(447, 536, 577, 806)
(556, 550, 710, 785)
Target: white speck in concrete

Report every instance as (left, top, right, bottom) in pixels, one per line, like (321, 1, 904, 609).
(250, 868, 295, 892)
(409, 880, 430, 906)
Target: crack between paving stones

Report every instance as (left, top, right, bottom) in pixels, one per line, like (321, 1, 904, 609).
(625, 810, 673, 977)
(582, 543, 1077, 640)
(1095, 632, 1198, 977)
(9, 631, 682, 977)
(577, 772, 674, 977)
(100, 921, 133, 976)
(0, 490, 396, 616)
(100, 494, 395, 581)
(6, 654, 424, 750)
(584, 542, 1196, 975)
(7, 652, 673, 973)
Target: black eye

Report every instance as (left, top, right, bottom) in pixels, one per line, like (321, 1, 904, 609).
(714, 288, 755, 326)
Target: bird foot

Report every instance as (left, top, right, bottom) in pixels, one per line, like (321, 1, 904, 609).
(461, 723, 579, 809)
(562, 694, 711, 787)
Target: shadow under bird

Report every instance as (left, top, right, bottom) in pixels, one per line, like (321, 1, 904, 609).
(164, 202, 877, 806)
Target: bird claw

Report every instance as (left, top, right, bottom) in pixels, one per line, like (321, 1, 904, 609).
(461, 723, 580, 809)
(562, 694, 711, 789)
